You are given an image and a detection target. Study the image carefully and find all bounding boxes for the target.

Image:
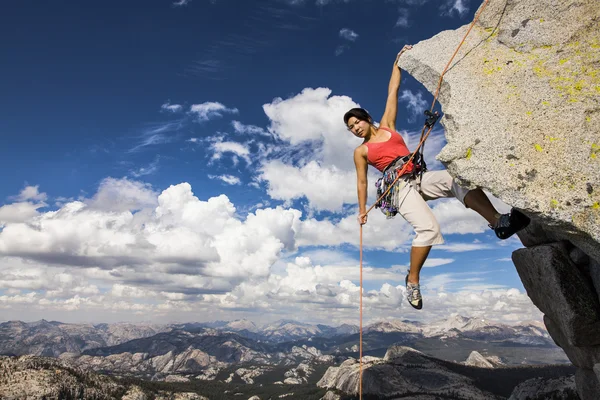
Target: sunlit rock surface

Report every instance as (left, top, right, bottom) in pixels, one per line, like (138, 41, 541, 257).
(317, 346, 494, 398)
(398, 0, 600, 398)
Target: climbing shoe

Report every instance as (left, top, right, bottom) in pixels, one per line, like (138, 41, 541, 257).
(405, 274, 423, 310)
(491, 208, 530, 240)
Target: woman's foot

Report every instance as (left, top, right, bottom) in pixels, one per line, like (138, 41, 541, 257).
(491, 208, 530, 240)
(405, 274, 423, 310)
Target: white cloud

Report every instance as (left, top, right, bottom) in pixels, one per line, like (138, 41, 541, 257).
(231, 120, 270, 137)
(422, 258, 455, 268)
(0, 202, 45, 224)
(436, 242, 494, 252)
(335, 44, 349, 56)
(1, 185, 48, 224)
(399, 89, 428, 122)
(263, 88, 357, 153)
(130, 157, 160, 178)
(209, 140, 252, 166)
(160, 102, 183, 112)
(15, 185, 48, 202)
(173, 0, 191, 6)
(86, 177, 158, 212)
(395, 8, 410, 27)
(0, 181, 301, 298)
(0, 181, 538, 325)
(189, 102, 238, 122)
(259, 160, 357, 212)
(441, 0, 469, 17)
(339, 28, 358, 41)
(259, 87, 364, 211)
(128, 121, 183, 153)
(209, 175, 242, 185)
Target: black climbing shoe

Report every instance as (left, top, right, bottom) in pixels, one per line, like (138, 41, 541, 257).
(491, 208, 530, 240)
(405, 274, 423, 310)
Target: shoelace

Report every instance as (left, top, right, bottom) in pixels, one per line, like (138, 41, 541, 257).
(407, 283, 421, 301)
(489, 213, 510, 230)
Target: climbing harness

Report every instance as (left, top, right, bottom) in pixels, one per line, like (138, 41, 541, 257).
(357, 1, 491, 398)
(374, 151, 429, 218)
(374, 155, 412, 218)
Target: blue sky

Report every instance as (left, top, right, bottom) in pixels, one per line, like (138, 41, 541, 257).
(0, 0, 541, 326)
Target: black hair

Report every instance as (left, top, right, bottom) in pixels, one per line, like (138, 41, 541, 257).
(343, 108, 373, 125)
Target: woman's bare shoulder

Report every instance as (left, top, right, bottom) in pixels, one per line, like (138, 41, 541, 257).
(354, 143, 367, 155)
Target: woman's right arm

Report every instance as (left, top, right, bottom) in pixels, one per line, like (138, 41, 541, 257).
(354, 146, 369, 225)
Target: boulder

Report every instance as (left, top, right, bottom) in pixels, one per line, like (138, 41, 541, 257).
(576, 368, 600, 400)
(317, 349, 494, 398)
(464, 351, 495, 368)
(512, 242, 600, 346)
(543, 315, 600, 369)
(508, 375, 576, 400)
(320, 391, 341, 400)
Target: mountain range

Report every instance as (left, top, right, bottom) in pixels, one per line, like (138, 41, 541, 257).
(0, 315, 576, 399)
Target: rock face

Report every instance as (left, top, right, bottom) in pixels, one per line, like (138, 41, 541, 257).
(508, 375, 577, 400)
(399, 0, 599, 255)
(0, 320, 168, 357)
(317, 346, 495, 398)
(464, 350, 501, 368)
(398, 0, 600, 398)
(0, 355, 208, 400)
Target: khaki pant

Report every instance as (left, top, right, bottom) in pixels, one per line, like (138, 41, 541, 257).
(396, 170, 470, 247)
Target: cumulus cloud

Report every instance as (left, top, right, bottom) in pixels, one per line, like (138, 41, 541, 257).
(86, 177, 158, 212)
(0, 202, 45, 224)
(260, 87, 365, 211)
(0, 180, 299, 286)
(0, 180, 538, 324)
(339, 28, 358, 41)
(259, 161, 357, 212)
(0, 186, 48, 224)
(202, 256, 540, 325)
(189, 102, 239, 122)
(14, 185, 48, 202)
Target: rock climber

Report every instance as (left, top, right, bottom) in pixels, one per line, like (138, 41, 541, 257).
(345, 45, 530, 310)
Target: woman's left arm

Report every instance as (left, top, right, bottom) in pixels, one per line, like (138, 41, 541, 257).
(380, 45, 412, 130)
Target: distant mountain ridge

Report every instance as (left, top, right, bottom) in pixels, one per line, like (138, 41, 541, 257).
(0, 315, 572, 396)
(0, 315, 554, 361)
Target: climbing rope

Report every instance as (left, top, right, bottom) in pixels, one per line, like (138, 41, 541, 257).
(357, 1, 490, 398)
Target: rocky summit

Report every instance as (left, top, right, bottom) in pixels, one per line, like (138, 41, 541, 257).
(398, 0, 600, 398)
(317, 346, 495, 398)
(0, 355, 208, 400)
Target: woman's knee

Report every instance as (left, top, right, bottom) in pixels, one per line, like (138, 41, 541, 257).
(413, 219, 442, 246)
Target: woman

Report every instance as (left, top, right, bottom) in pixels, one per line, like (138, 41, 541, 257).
(345, 45, 530, 310)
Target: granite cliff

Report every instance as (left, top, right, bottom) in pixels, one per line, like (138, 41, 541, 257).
(397, 0, 600, 398)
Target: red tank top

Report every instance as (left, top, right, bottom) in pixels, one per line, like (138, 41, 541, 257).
(365, 127, 413, 172)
